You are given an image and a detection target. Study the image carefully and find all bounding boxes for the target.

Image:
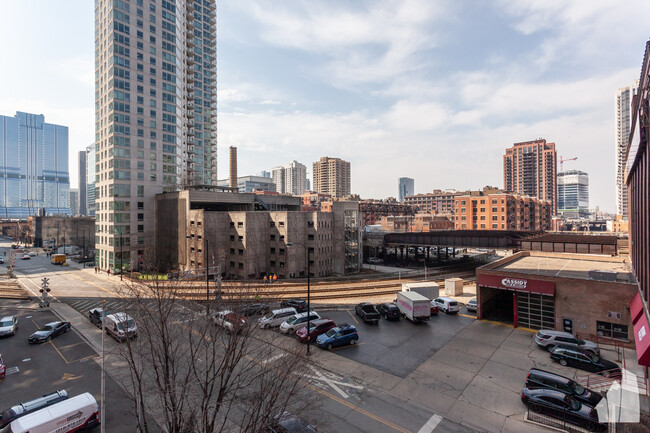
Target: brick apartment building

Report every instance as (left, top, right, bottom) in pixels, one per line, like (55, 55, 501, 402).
(379, 214, 454, 232)
(504, 139, 558, 214)
(359, 199, 415, 226)
(404, 189, 467, 215)
(312, 156, 351, 198)
(454, 192, 552, 231)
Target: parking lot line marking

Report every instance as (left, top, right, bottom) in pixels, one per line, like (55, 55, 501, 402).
(347, 310, 359, 324)
(417, 413, 442, 433)
(57, 341, 86, 351)
(49, 341, 70, 364)
(67, 354, 99, 363)
(306, 383, 411, 433)
(5, 366, 19, 375)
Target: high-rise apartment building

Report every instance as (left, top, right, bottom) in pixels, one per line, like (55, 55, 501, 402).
(86, 144, 96, 217)
(78, 151, 87, 215)
(557, 170, 589, 219)
(271, 161, 307, 195)
(94, 0, 217, 271)
(0, 111, 70, 218)
(398, 177, 414, 202)
(313, 156, 351, 198)
(70, 189, 79, 215)
(615, 80, 639, 218)
(503, 139, 557, 214)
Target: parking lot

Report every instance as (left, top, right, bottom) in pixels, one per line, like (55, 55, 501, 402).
(0, 300, 142, 432)
(298, 306, 477, 378)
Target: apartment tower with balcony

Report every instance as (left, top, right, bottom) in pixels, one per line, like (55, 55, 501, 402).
(94, 0, 217, 271)
(615, 80, 639, 219)
(313, 156, 351, 199)
(503, 139, 557, 214)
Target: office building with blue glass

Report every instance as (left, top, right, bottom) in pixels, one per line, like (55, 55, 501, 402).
(0, 111, 70, 218)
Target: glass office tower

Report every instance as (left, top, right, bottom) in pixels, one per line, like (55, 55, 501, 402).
(94, 0, 217, 271)
(0, 111, 70, 218)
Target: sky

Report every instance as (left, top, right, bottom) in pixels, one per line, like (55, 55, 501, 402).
(0, 1, 649, 212)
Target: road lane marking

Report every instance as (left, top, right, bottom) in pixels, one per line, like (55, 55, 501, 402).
(458, 313, 476, 319)
(417, 413, 442, 433)
(347, 310, 359, 324)
(303, 374, 363, 390)
(309, 365, 349, 399)
(5, 366, 19, 375)
(60, 373, 83, 381)
(261, 353, 287, 365)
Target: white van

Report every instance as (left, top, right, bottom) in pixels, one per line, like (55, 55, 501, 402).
(104, 312, 138, 341)
(0, 393, 100, 433)
(432, 297, 460, 314)
(279, 311, 321, 334)
(258, 308, 297, 329)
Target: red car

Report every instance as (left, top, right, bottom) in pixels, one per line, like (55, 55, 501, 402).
(296, 319, 337, 343)
(430, 302, 439, 315)
(0, 354, 6, 379)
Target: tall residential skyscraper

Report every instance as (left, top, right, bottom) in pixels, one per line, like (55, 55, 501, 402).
(78, 150, 87, 215)
(271, 160, 307, 195)
(615, 80, 639, 218)
(503, 139, 557, 214)
(70, 189, 79, 215)
(86, 144, 96, 217)
(398, 177, 414, 202)
(313, 156, 351, 199)
(95, 0, 217, 271)
(557, 170, 589, 219)
(0, 111, 70, 218)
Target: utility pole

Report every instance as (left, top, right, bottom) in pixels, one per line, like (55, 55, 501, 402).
(205, 238, 210, 315)
(101, 299, 105, 433)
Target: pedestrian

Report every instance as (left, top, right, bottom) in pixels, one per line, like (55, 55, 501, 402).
(107, 268, 111, 276)
(273, 274, 277, 283)
(263, 275, 268, 284)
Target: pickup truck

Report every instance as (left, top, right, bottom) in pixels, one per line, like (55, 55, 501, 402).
(354, 302, 380, 324)
(212, 310, 247, 334)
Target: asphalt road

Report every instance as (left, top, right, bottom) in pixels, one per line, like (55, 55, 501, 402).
(0, 302, 145, 432)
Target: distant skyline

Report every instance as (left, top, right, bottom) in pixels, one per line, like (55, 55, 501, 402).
(1, 1, 649, 211)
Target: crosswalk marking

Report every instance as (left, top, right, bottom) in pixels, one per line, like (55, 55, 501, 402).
(261, 353, 287, 365)
(417, 414, 442, 433)
(5, 366, 19, 375)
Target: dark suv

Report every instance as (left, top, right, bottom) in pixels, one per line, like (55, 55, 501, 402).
(525, 368, 602, 406)
(376, 303, 400, 320)
(550, 346, 621, 377)
(280, 299, 308, 313)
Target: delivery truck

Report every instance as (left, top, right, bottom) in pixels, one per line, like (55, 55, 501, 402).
(0, 392, 100, 433)
(401, 282, 440, 300)
(51, 254, 66, 265)
(396, 291, 431, 323)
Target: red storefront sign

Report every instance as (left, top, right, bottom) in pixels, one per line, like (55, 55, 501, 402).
(630, 292, 650, 367)
(478, 273, 555, 296)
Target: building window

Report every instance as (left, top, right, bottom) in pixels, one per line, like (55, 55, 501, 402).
(229, 235, 235, 241)
(307, 221, 314, 228)
(238, 236, 243, 241)
(238, 249, 243, 256)
(279, 249, 285, 255)
(237, 222, 243, 227)
(270, 248, 276, 254)
(270, 221, 275, 227)
(229, 261, 235, 268)
(596, 321, 628, 341)
(137, 225, 144, 233)
(308, 234, 314, 240)
(270, 234, 276, 241)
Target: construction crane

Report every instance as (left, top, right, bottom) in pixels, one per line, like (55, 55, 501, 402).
(559, 156, 577, 172)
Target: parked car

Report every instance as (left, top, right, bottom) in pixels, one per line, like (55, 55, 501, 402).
(0, 390, 68, 428)
(21, 254, 30, 260)
(280, 299, 308, 313)
(354, 303, 380, 324)
(376, 303, 400, 320)
(521, 387, 605, 431)
(429, 301, 439, 316)
(0, 257, 4, 264)
(267, 411, 317, 433)
(0, 354, 5, 380)
(432, 297, 460, 314)
(104, 313, 138, 342)
(316, 324, 359, 350)
(88, 308, 110, 328)
(550, 346, 621, 377)
(0, 316, 18, 337)
(466, 298, 477, 312)
(28, 321, 70, 343)
(259, 308, 297, 329)
(525, 368, 603, 407)
(239, 303, 270, 317)
(296, 319, 337, 343)
(28, 251, 36, 257)
(367, 257, 383, 264)
(535, 330, 599, 355)
(212, 311, 247, 334)
(280, 311, 321, 334)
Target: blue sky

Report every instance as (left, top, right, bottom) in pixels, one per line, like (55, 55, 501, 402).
(1, 1, 649, 212)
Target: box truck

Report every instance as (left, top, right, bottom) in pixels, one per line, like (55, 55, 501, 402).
(396, 291, 431, 322)
(0, 392, 100, 433)
(51, 254, 66, 265)
(402, 282, 439, 300)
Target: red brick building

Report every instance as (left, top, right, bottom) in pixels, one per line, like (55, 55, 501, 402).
(404, 189, 467, 215)
(454, 192, 552, 231)
(359, 199, 414, 226)
(504, 139, 558, 214)
(379, 213, 454, 232)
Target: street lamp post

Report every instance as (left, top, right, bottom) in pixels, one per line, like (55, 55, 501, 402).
(206, 238, 210, 316)
(119, 234, 123, 281)
(287, 242, 311, 355)
(62, 227, 66, 255)
(101, 299, 106, 433)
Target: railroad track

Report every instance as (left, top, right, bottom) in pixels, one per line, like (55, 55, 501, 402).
(174, 271, 477, 301)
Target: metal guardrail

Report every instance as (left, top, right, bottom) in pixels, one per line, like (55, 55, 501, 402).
(526, 408, 591, 432)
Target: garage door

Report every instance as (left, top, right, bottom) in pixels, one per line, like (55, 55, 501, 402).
(516, 292, 554, 330)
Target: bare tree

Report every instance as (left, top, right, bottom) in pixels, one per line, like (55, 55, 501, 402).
(111, 275, 318, 433)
